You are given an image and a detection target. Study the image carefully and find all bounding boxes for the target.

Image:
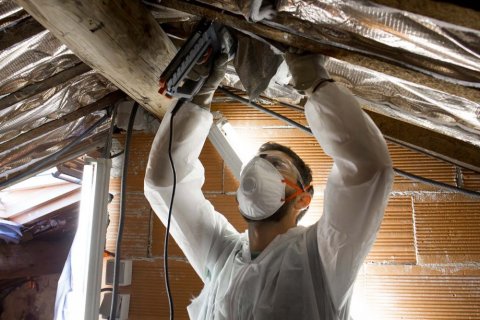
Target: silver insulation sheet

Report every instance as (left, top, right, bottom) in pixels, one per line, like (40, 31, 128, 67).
(0, 113, 110, 182)
(0, 4, 117, 180)
(0, 0, 25, 30)
(324, 58, 480, 147)
(274, 0, 480, 85)
(0, 71, 117, 142)
(0, 30, 81, 97)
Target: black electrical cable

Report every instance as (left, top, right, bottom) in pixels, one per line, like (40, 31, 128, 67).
(0, 113, 109, 190)
(218, 87, 312, 135)
(394, 168, 480, 198)
(110, 103, 139, 320)
(163, 99, 186, 320)
(218, 86, 480, 199)
(110, 150, 125, 159)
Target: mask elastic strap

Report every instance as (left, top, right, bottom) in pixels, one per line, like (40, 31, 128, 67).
(282, 179, 311, 203)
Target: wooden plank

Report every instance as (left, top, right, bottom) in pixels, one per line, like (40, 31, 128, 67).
(16, 0, 177, 117)
(0, 90, 124, 153)
(10, 188, 81, 225)
(159, 0, 480, 103)
(365, 110, 480, 173)
(0, 63, 92, 112)
(0, 16, 45, 51)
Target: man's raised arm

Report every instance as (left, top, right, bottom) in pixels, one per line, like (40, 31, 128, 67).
(287, 53, 394, 311)
(144, 55, 238, 281)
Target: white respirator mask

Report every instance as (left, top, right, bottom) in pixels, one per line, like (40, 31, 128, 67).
(237, 156, 307, 220)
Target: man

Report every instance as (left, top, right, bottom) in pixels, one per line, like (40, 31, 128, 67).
(144, 51, 393, 319)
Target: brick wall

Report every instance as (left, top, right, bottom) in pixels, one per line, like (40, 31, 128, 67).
(107, 102, 480, 319)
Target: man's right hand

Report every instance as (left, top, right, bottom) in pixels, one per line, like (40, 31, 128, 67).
(284, 49, 331, 95)
(191, 53, 230, 110)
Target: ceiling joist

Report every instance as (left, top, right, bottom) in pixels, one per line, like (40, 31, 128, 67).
(365, 111, 480, 172)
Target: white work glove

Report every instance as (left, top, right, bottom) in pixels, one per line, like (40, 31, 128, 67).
(190, 53, 230, 109)
(284, 49, 332, 95)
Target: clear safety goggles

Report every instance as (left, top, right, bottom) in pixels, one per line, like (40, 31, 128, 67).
(258, 153, 311, 201)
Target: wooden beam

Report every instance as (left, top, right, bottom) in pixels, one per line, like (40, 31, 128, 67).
(159, 0, 480, 103)
(16, 0, 177, 117)
(0, 90, 124, 154)
(12, 190, 80, 226)
(0, 63, 92, 112)
(0, 16, 45, 51)
(365, 110, 480, 172)
(0, 233, 74, 279)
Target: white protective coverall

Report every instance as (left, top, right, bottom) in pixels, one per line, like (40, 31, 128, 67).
(144, 82, 394, 319)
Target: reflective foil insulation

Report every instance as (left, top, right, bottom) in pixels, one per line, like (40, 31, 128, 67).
(272, 0, 480, 86)
(0, 0, 116, 182)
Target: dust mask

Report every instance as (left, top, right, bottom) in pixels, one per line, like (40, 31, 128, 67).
(236, 156, 291, 220)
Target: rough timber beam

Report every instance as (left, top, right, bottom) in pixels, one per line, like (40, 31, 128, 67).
(365, 111, 480, 173)
(159, 0, 480, 103)
(15, 0, 177, 117)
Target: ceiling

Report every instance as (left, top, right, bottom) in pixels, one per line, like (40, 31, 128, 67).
(0, 0, 479, 191)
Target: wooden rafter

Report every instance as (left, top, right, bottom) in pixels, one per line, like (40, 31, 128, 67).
(365, 111, 480, 173)
(11, 0, 479, 174)
(157, 0, 480, 172)
(15, 0, 177, 117)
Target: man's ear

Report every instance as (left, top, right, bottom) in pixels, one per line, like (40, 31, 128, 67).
(294, 192, 312, 211)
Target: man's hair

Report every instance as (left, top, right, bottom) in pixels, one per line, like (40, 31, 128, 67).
(244, 141, 314, 224)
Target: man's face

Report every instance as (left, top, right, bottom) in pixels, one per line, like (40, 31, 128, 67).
(257, 150, 304, 193)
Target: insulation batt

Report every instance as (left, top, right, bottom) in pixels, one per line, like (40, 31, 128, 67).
(145, 79, 393, 318)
